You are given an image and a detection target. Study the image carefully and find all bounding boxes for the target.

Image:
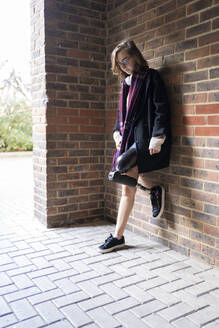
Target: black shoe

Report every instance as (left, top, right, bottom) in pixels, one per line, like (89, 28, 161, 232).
(149, 185, 165, 218)
(98, 233, 125, 253)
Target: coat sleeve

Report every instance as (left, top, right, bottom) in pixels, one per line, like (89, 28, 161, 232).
(151, 70, 170, 137)
(113, 109, 121, 134)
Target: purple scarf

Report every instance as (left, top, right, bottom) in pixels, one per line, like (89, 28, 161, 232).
(111, 67, 150, 172)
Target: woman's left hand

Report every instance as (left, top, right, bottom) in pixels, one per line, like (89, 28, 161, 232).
(149, 148, 160, 155)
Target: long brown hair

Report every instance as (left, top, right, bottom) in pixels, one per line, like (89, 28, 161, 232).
(111, 39, 149, 81)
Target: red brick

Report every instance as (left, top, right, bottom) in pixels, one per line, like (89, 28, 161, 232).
(173, 126, 194, 136)
(57, 109, 79, 116)
(56, 126, 79, 133)
(204, 224, 219, 237)
(80, 126, 104, 133)
(190, 230, 215, 247)
(173, 224, 190, 237)
(46, 125, 57, 133)
(179, 236, 201, 251)
(202, 245, 216, 258)
(67, 49, 90, 59)
(80, 110, 104, 118)
(211, 43, 219, 54)
(191, 189, 217, 205)
(193, 168, 218, 182)
(200, 5, 219, 22)
(204, 159, 219, 171)
(176, 14, 199, 30)
(199, 31, 219, 46)
(187, 0, 212, 15)
(181, 105, 195, 114)
(186, 22, 211, 38)
(181, 156, 204, 168)
(184, 70, 208, 83)
(183, 116, 206, 125)
(47, 117, 68, 125)
(208, 115, 219, 124)
(196, 104, 219, 114)
(68, 117, 89, 125)
(185, 46, 209, 60)
(90, 118, 104, 125)
(190, 250, 212, 265)
(197, 55, 219, 69)
(169, 242, 189, 256)
(180, 197, 202, 211)
(195, 127, 219, 136)
(189, 220, 203, 232)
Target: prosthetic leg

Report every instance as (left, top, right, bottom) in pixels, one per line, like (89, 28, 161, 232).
(108, 142, 151, 192)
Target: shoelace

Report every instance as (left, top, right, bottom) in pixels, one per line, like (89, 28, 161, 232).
(103, 234, 113, 246)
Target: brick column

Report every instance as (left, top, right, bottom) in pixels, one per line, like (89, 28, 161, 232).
(31, 0, 106, 227)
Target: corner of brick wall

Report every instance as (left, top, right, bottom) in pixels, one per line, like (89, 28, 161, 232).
(31, 0, 107, 228)
(105, 0, 219, 267)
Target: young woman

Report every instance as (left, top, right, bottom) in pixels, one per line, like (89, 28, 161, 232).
(98, 39, 172, 253)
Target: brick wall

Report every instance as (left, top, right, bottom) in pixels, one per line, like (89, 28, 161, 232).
(31, 0, 219, 266)
(105, 0, 219, 266)
(31, 0, 107, 227)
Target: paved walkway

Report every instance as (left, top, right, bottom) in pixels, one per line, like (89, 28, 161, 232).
(0, 154, 219, 328)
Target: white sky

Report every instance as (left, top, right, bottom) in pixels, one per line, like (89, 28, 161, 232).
(0, 0, 31, 84)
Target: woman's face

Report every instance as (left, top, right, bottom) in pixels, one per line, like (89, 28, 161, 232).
(116, 49, 136, 75)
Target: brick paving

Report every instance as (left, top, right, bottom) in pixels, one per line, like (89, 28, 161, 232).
(0, 155, 219, 328)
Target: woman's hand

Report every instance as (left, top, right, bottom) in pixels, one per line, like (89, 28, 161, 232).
(148, 135, 166, 155)
(113, 130, 122, 150)
(149, 148, 160, 155)
(116, 140, 122, 150)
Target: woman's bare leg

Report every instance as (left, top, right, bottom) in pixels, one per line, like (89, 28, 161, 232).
(114, 165, 139, 239)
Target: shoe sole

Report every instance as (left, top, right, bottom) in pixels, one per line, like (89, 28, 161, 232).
(153, 185, 165, 219)
(98, 242, 125, 253)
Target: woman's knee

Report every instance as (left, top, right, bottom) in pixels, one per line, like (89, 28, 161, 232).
(122, 184, 137, 198)
(123, 165, 139, 180)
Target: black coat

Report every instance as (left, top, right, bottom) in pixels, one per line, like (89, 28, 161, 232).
(113, 68, 172, 174)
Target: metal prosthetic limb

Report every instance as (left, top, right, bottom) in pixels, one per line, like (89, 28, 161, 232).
(108, 143, 151, 192)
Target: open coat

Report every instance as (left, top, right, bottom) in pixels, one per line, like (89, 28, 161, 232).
(113, 67, 172, 174)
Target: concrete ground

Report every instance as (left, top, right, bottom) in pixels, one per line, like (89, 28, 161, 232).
(0, 153, 219, 328)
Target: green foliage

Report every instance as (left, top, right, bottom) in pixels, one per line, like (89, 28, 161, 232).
(0, 100, 33, 151)
(0, 62, 33, 152)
